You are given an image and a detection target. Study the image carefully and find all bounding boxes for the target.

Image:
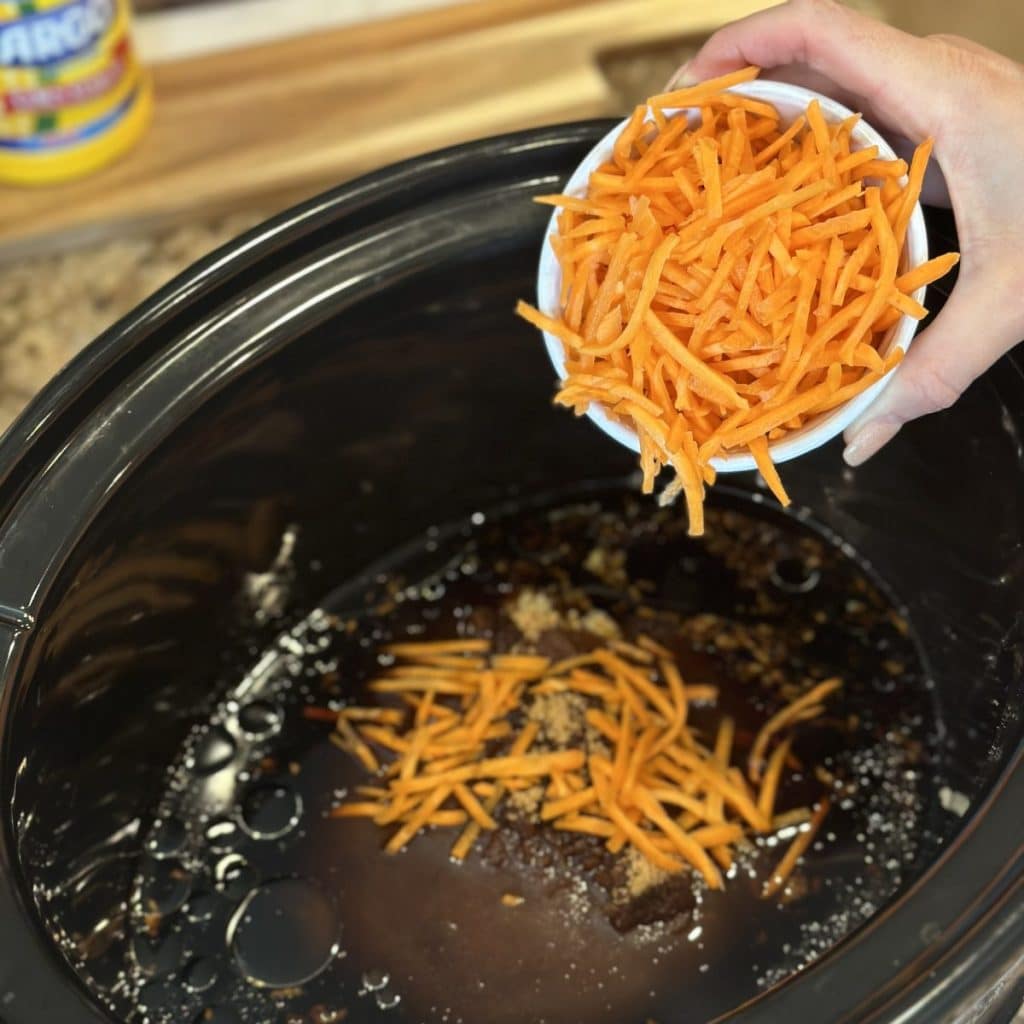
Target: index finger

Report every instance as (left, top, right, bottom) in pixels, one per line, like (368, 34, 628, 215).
(687, 0, 943, 143)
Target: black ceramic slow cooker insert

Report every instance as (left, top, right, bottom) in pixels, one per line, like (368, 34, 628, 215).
(0, 123, 1021, 1024)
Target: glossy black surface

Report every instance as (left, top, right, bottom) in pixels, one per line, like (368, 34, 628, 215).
(0, 123, 1020, 1024)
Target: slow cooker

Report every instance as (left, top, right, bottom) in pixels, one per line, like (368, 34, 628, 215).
(0, 123, 1020, 1024)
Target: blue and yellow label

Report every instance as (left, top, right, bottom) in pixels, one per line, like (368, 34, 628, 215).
(0, 0, 151, 186)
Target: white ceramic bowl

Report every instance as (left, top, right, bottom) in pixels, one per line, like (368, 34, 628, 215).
(535, 80, 929, 473)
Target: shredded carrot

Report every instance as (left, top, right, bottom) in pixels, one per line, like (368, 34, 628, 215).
(385, 786, 453, 854)
(689, 823, 744, 847)
(387, 639, 490, 656)
(649, 66, 760, 109)
(517, 68, 958, 534)
(326, 626, 839, 888)
(450, 720, 539, 861)
(757, 736, 792, 820)
(762, 798, 831, 897)
(340, 706, 405, 726)
(453, 783, 499, 830)
(330, 801, 383, 819)
(633, 787, 723, 888)
(749, 678, 842, 780)
(429, 810, 469, 827)
(637, 634, 672, 658)
(334, 716, 379, 773)
(606, 801, 684, 873)
(553, 814, 617, 838)
(895, 252, 960, 294)
(303, 706, 341, 722)
(749, 436, 790, 506)
(541, 787, 597, 821)
(610, 639, 655, 663)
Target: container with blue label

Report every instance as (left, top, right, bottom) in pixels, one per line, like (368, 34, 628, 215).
(0, 0, 152, 186)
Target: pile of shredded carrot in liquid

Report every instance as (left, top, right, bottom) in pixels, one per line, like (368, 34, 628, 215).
(326, 636, 838, 898)
(516, 66, 960, 536)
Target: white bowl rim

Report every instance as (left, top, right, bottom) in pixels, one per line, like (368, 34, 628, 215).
(535, 79, 930, 474)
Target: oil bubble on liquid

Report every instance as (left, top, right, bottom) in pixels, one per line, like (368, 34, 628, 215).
(228, 879, 339, 989)
(139, 859, 192, 915)
(361, 969, 390, 993)
(185, 890, 220, 923)
(237, 700, 284, 741)
(183, 956, 221, 994)
(191, 727, 237, 776)
(131, 931, 184, 979)
(214, 854, 258, 899)
(204, 818, 241, 853)
(145, 818, 187, 860)
(239, 783, 302, 840)
(120, 488, 950, 1024)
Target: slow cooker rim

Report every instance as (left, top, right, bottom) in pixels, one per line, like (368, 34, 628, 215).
(0, 120, 613, 526)
(0, 124, 1020, 1024)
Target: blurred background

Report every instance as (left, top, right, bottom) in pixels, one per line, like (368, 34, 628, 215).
(0, 0, 1021, 434)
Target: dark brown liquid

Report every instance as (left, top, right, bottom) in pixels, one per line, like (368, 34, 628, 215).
(127, 486, 941, 1024)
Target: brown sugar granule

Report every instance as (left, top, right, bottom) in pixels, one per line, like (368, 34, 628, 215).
(610, 858, 696, 934)
(583, 545, 629, 588)
(578, 608, 621, 641)
(527, 691, 588, 747)
(507, 589, 561, 642)
(623, 844, 671, 898)
(506, 784, 544, 820)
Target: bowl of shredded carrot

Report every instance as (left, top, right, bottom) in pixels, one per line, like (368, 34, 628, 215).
(517, 68, 959, 536)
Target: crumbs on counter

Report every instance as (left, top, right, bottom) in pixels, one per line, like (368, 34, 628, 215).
(0, 211, 265, 433)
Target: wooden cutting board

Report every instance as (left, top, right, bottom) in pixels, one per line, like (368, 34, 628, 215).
(0, 0, 784, 252)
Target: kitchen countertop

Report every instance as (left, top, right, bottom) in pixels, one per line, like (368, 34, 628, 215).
(0, 210, 266, 431)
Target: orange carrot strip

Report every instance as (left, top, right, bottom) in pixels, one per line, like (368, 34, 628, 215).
(753, 115, 806, 168)
(719, 381, 832, 450)
(749, 679, 842, 780)
(757, 736, 792, 820)
(613, 105, 648, 167)
(763, 798, 830, 898)
(833, 229, 877, 306)
(856, 158, 908, 179)
(790, 208, 873, 247)
(695, 137, 723, 220)
(781, 249, 823, 376)
(583, 235, 679, 355)
(749, 437, 791, 507)
(841, 189, 899, 361)
(644, 310, 748, 411)
(805, 99, 836, 182)
(648, 65, 761, 109)
(895, 252, 959, 293)
(893, 137, 933, 248)
(633, 787, 723, 888)
(453, 783, 498, 830)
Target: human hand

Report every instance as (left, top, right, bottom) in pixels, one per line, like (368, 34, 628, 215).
(672, 0, 1024, 465)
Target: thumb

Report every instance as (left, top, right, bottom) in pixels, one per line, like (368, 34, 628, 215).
(842, 269, 1023, 465)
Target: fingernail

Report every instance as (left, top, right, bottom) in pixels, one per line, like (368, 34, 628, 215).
(842, 418, 902, 467)
(665, 61, 696, 90)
